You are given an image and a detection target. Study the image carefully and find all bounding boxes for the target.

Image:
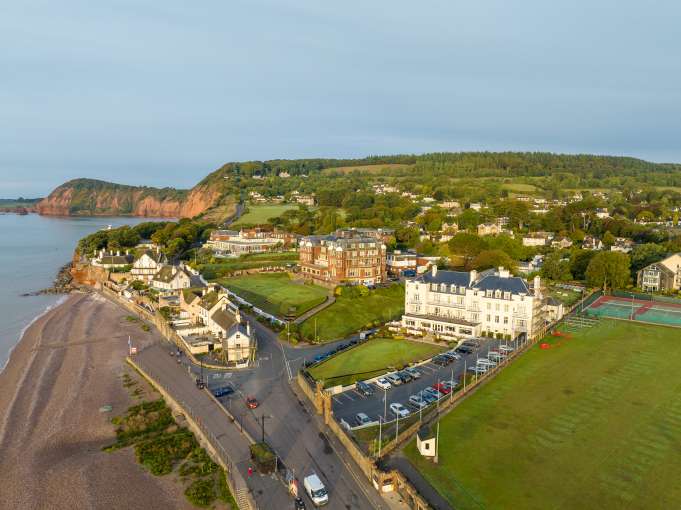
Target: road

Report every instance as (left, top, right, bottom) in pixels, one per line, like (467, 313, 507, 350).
(148, 316, 388, 510)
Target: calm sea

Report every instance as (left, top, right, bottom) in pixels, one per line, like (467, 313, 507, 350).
(0, 214, 169, 371)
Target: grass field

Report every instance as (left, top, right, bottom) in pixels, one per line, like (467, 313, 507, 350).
(231, 203, 298, 226)
(549, 287, 584, 307)
(199, 252, 298, 279)
(309, 337, 445, 387)
(299, 284, 405, 342)
(501, 182, 537, 193)
(220, 273, 328, 318)
(405, 320, 681, 510)
(321, 163, 413, 175)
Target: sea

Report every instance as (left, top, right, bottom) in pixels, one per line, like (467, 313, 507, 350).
(0, 213, 169, 371)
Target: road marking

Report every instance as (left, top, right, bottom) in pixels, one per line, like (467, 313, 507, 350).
(342, 393, 355, 401)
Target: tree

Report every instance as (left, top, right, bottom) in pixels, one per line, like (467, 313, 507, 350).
(470, 249, 516, 272)
(602, 231, 616, 248)
(570, 249, 596, 280)
(585, 252, 631, 290)
(448, 233, 487, 259)
(630, 243, 667, 272)
(541, 252, 572, 281)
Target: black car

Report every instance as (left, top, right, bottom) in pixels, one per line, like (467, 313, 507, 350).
(456, 345, 474, 354)
(397, 371, 413, 383)
(212, 386, 234, 398)
(462, 340, 480, 348)
(356, 381, 374, 396)
(294, 497, 306, 509)
(432, 356, 449, 366)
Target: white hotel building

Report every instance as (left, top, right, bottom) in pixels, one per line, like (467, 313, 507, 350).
(402, 266, 545, 341)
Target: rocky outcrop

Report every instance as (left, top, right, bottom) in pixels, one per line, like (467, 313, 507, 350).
(37, 178, 222, 219)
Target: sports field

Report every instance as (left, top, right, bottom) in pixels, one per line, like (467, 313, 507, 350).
(309, 337, 445, 388)
(221, 273, 328, 318)
(231, 203, 298, 226)
(585, 294, 681, 327)
(405, 320, 681, 510)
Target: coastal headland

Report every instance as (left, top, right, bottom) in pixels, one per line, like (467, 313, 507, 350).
(0, 293, 194, 510)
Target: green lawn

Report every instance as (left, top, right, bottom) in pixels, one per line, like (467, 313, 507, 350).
(405, 320, 681, 510)
(309, 337, 445, 387)
(549, 287, 584, 307)
(501, 182, 537, 193)
(220, 273, 328, 318)
(299, 284, 405, 342)
(231, 203, 298, 226)
(198, 252, 298, 279)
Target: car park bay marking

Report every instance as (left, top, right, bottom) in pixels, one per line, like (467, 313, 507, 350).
(342, 392, 356, 401)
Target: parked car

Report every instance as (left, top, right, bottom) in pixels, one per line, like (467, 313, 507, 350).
(432, 356, 449, 367)
(499, 345, 515, 353)
(212, 386, 234, 398)
(468, 365, 488, 374)
(356, 381, 373, 397)
(195, 378, 205, 389)
(477, 358, 496, 367)
(422, 387, 444, 400)
(303, 473, 329, 507)
(488, 351, 506, 362)
(433, 381, 454, 394)
(390, 402, 410, 418)
(405, 367, 422, 379)
(385, 373, 403, 386)
(442, 351, 461, 361)
(462, 340, 481, 348)
(455, 345, 474, 354)
(420, 391, 437, 404)
(355, 412, 372, 426)
(294, 497, 307, 509)
(375, 377, 392, 390)
(397, 371, 413, 384)
(246, 396, 259, 409)
(408, 394, 428, 409)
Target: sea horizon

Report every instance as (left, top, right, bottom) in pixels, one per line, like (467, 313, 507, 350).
(0, 213, 171, 371)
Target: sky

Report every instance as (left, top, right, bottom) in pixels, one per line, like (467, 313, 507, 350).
(1, 1, 680, 196)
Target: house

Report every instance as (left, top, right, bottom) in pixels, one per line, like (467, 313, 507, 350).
(440, 201, 461, 210)
(518, 254, 545, 274)
(416, 426, 437, 459)
(299, 229, 387, 286)
(595, 208, 611, 219)
(522, 232, 554, 247)
(402, 266, 546, 341)
(544, 297, 565, 323)
(293, 194, 315, 206)
(582, 236, 604, 251)
(278, 171, 290, 178)
(477, 223, 505, 236)
(637, 253, 681, 292)
(610, 237, 634, 253)
(91, 249, 134, 269)
(131, 250, 165, 282)
(151, 264, 193, 293)
(469, 202, 482, 211)
(386, 251, 436, 276)
(551, 237, 573, 249)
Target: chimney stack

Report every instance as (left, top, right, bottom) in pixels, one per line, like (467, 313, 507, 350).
(431, 265, 438, 277)
(247, 321, 251, 336)
(469, 270, 478, 285)
(533, 275, 541, 295)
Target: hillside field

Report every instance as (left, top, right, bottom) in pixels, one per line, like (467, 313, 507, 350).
(405, 320, 681, 510)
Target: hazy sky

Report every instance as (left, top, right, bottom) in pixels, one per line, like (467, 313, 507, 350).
(2, 1, 680, 196)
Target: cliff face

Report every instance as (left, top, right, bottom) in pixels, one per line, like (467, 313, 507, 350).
(37, 178, 221, 218)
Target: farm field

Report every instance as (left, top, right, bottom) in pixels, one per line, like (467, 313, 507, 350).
(220, 273, 328, 318)
(308, 337, 445, 388)
(405, 320, 681, 510)
(299, 284, 405, 342)
(231, 203, 298, 226)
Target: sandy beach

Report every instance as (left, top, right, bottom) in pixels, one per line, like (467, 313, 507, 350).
(0, 292, 194, 510)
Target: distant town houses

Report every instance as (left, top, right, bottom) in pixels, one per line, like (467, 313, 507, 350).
(151, 263, 200, 294)
(299, 228, 388, 286)
(477, 223, 511, 237)
(551, 237, 573, 249)
(91, 249, 134, 269)
(402, 266, 545, 341)
(290, 190, 316, 206)
(582, 235, 604, 251)
(610, 237, 634, 253)
(469, 202, 483, 211)
(207, 227, 297, 255)
(248, 191, 284, 204)
(522, 232, 554, 247)
(595, 208, 611, 219)
(637, 253, 681, 293)
(386, 250, 439, 277)
(518, 254, 545, 274)
(440, 200, 461, 210)
(131, 250, 166, 282)
(372, 184, 399, 195)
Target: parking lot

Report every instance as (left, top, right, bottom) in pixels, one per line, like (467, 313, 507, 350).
(331, 338, 507, 426)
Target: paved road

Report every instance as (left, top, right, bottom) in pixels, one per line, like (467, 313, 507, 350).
(160, 316, 388, 510)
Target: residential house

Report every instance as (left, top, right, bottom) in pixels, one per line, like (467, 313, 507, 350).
(552, 237, 573, 249)
(518, 254, 545, 274)
(522, 232, 554, 247)
(402, 266, 545, 341)
(595, 208, 611, 219)
(637, 253, 681, 292)
(610, 237, 634, 253)
(91, 249, 134, 269)
(151, 264, 193, 293)
(477, 223, 509, 237)
(545, 297, 565, 323)
(469, 202, 482, 211)
(131, 250, 165, 282)
(582, 236, 604, 251)
(207, 228, 297, 255)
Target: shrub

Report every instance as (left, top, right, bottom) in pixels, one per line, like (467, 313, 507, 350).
(184, 478, 216, 508)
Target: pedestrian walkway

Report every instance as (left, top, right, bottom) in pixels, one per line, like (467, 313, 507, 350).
(293, 295, 336, 324)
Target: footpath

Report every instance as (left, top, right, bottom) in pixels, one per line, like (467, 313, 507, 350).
(134, 345, 291, 509)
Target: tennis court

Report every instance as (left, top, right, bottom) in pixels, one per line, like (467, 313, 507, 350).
(585, 295, 681, 327)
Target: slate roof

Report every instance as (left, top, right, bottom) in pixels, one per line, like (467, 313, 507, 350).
(473, 274, 530, 294)
(211, 309, 236, 331)
(416, 268, 532, 295)
(420, 271, 470, 287)
(153, 265, 189, 283)
(99, 254, 133, 265)
(199, 291, 221, 311)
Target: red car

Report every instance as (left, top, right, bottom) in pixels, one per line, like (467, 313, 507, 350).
(433, 381, 454, 395)
(246, 396, 259, 409)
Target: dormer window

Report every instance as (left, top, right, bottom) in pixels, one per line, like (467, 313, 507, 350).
(495, 290, 501, 298)
(504, 291, 511, 300)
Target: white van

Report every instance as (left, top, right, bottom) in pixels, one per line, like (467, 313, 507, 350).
(304, 473, 329, 506)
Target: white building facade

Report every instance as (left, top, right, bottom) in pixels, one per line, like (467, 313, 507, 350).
(402, 266, 545, 341)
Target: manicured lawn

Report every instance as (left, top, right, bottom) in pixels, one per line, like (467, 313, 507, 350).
(220, 273, 328, 318)
(549, 287, 584, 307)
(405, 320, 681, 510)
(199, 252, 298, 279)
(299, 284, 405, 342)
(309, 337, 445, 387)
(231, 203, 298, 226)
